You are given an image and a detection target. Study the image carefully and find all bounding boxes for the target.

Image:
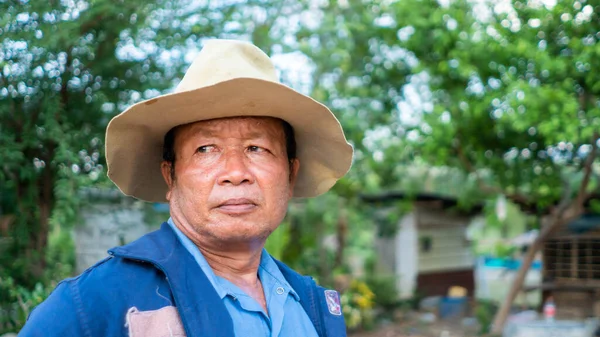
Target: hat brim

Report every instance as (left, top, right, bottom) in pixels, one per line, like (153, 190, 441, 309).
(105, 77, 353, 202)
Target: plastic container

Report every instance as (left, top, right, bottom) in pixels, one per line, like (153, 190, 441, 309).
(544, 297, 556, 323)
(438, 296, 468, 320)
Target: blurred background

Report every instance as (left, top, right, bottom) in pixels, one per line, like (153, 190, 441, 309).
(1, 0, 600, 336)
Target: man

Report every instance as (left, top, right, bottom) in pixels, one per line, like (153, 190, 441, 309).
(19, 39, 353, 336)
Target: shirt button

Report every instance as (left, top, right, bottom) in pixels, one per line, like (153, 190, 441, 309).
(276, 287, 285, 295)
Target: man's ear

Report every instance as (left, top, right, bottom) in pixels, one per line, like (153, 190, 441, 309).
(160, 161, 174, 200)
(288, 159, 300, 195)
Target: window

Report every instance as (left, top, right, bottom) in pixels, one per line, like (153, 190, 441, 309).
(420, 236, 433, 253)
(544, 237, 600, 281)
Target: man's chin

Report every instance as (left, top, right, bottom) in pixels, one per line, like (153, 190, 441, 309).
(208, 227, 273, 244)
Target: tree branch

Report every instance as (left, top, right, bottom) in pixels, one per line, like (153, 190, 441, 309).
(59, 48, 72, 113)
(79, 14, 104, 36)
(17, 293, 29, 318)
(491, 195, 582, 335)
(577, 131, 599, 205)
(587, 171, 600, 200)
(2, 166, 17, 183)
(456, 143, 475, 172)
(556, 174, 573, 210)
(493, 134, 597, 334)
(455, 142, 532, 205)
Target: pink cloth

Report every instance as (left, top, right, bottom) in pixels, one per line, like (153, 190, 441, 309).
(126, 306, 186, 337)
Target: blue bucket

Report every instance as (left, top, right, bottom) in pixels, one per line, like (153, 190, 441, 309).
(439, 297, 468, 319)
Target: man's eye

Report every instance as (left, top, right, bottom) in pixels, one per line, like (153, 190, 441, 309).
(248, 146, 264, 152)
(197, 145, 215, 153)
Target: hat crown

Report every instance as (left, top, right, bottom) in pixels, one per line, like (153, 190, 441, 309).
(175, 40, 279, 93)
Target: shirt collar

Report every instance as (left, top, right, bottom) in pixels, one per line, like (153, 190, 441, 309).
(258, 246, 300, 301)
(167, 218, 228, 298)
(167, 217, 300, 301)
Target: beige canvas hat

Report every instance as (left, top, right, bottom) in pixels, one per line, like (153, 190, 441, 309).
(105, 39, 353, 202)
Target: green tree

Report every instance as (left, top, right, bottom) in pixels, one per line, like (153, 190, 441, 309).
(296, 0, 599, 332)
(1, 0, 191, 287)
(0, 0, 312, 331)
(0, 0, 306, 288)
(261, 1, 412, 289)
(295, 0, 414, 196)
(387, 0, 599, 332)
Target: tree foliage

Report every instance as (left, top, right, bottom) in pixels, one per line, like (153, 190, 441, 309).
(4, 0, 600, 332)
(394, 0, 600, 209)
(298, 0, 600, 331)
(1, 0, 183, 287)
(0, 0, 317, 331)
(298, 0, 599, 207)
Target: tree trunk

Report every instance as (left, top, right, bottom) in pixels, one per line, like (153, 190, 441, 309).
(317, 220, 330, 286)
(35, 199, 51, 276)
(282, 214, 302, 264)
(334, 201, 347, 269)
(490, 205, 583, 334)
(36, 157, 55, 270)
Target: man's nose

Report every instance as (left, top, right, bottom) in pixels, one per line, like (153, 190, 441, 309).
(217, 150, 254, 186)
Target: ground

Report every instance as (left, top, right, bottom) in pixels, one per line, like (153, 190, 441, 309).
(349, 312, 481, 337)
(350, 322, 478, 337)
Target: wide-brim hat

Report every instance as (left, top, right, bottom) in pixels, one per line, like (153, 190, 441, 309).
(105, 39, 353, 203)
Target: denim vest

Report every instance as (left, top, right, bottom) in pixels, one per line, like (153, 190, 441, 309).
(19, 223, 347, 337)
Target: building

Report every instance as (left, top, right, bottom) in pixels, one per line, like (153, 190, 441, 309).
(74, 188, 166, 273)
(362, 192, 483, 299)
(525, 213, 600, 319)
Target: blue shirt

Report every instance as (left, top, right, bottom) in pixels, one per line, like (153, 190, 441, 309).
(168, 218, 320, 337)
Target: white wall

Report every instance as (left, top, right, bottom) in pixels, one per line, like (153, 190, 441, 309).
(417, 226, 474, 273)
(388, 208, 476, 298)
(415, 207, 475, 273)
(395, 213, 418, 299)
(74, 203, 157, 273)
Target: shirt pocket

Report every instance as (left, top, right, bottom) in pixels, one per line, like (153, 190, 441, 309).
(126, 306, 186, 337)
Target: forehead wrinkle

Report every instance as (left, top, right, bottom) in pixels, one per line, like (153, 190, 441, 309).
(180, 117, 285, 142)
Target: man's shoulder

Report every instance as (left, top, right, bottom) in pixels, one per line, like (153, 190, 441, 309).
(68, 253, 164, 290)
(271, 258, 321, 292)
(271, 258, 309, 279)
(21, 254, 172, 336)
(44, 252, 169, 309)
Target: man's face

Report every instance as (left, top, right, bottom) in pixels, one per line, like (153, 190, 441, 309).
(161, 117, 299, 244)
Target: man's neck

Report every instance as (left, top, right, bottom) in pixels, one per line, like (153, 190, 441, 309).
(170, 216, 265, 287)
(198, 244, 263, 287)
(171, 217, 269, 313)
(198, 245, 269, 314)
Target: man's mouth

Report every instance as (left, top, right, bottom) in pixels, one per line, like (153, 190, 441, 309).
(216, 198, 258, 214)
